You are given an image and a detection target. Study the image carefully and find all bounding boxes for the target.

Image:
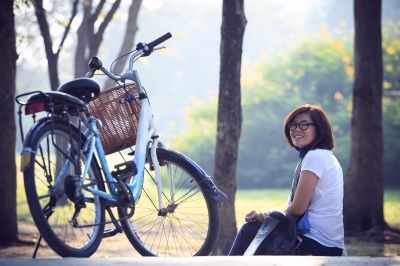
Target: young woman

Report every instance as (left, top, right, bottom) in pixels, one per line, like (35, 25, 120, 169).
(229, 104, 344, 256)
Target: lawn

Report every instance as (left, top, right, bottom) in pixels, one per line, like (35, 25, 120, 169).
(235, 188, 400, 226)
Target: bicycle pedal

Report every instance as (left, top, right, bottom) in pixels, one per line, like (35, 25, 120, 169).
(111, 161, 137, 180)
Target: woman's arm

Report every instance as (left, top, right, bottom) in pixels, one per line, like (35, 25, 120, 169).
(244, 170, 318, 223)
(285, 170, 319, 216)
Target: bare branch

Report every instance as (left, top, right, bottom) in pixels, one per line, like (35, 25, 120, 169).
(56, 0, 79, 56)
(91, 0, 106, 23)
(32, 0, 60, 89)
(93, 0, 121, 49)
(104, 0, 142, 89)
(32, 0, 54, 57)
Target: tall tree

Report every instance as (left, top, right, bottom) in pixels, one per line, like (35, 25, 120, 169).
(104, 0, 142, 89)
(0, 0, 18, 245)
(74, 0, 122, 78)
(33, 0, 79, 90)
(344, 0, 384, 237)
(213, 0, 246, 255)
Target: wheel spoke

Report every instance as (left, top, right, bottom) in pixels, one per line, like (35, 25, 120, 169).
(120, 149, 218, 257)
(144, 167, 172, 205)
(173, 186, 202, 206)
(24, 123, 105, 257)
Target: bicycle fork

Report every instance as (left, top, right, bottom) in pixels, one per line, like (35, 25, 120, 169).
(149, 138, 170, 211)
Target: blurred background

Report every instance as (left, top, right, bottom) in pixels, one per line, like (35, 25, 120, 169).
(15, 0, 400, 189)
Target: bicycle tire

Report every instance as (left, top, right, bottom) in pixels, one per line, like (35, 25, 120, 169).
(119, 148, 219, 256)
(23, 118, 105, 257)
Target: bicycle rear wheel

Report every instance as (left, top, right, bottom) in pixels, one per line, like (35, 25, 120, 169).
(119, 148, 219, 256)
(23, 118, 105, 257)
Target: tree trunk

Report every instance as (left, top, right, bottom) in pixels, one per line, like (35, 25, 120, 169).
(33, 0, 78, 90)
(74, 0, 122, 78)
(344, 0, 384, 237)
(0, 0, 18, 245)
(89, 0, 121, 58)
(104, 0, 142, 89)
(75, 0, 92, 78)
(212, 0, 246, 255)
(34, 0, 59, 90)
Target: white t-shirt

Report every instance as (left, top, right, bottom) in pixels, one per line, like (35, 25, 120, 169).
(300, 149, 344, 249)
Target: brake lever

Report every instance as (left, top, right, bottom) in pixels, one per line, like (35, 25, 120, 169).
(153, 46, 166, 51)
(134, 46, 166, 63)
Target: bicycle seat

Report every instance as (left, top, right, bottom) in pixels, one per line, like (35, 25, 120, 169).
(57, 78, 100, 103)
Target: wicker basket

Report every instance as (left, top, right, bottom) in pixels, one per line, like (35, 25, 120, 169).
(88, 83, 140, 155)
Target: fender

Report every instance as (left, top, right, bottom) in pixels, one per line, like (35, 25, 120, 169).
(20, 116, 86, 172)
(156, 148, 227, 203)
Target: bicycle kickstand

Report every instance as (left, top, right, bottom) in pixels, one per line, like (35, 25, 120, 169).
(102, 207, 124, 238)
(32, 234, 43, 259)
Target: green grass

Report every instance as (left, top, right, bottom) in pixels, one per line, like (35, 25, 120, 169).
(17, 183, 400, 227)
(235, 189, 289, 226)
(384, 190, 400, 226)
(16, 172, 32, 223)
(235, 188, 400, 226)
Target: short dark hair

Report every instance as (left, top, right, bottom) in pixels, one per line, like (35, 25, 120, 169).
(284, 104, 334, 151)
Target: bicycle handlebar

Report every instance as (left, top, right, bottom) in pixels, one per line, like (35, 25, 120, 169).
(86, 32, 172, 81)
(147, 32, 172, 50)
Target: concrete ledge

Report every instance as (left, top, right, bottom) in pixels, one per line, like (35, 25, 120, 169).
(0, 256, 399, 266)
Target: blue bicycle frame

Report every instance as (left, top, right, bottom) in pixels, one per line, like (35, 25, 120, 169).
(77, 71, 165, 207)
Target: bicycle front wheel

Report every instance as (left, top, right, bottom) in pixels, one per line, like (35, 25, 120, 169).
(120, 148, 219, 256)
(23, 118, 105, 257)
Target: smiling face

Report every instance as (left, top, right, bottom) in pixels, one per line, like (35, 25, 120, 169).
(289, 112, 317, 149)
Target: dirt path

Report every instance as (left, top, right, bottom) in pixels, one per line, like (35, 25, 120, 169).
(0, 223, 141, 258)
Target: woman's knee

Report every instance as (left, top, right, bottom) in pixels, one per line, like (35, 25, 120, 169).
(229, 221, 262, 255)
(237, 221, 262, 240)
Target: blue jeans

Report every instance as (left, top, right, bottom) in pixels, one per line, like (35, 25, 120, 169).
(228, 221, 343, 256)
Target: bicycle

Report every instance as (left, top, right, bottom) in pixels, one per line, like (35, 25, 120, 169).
(15, 32, 226, 258)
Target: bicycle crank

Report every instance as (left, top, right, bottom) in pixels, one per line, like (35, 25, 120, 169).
(117, 180, 135, 218)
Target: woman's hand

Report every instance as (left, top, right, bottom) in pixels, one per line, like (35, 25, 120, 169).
(245, 210, 268, 223)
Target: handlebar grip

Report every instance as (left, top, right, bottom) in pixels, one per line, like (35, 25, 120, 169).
(147, 32, 172, 50)
(88, 56, 103, 71)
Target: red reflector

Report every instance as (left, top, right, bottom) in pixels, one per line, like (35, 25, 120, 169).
(25, 102, 46, 115)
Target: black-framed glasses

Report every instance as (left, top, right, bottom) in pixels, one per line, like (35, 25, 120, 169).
(288, 121, 315, 131)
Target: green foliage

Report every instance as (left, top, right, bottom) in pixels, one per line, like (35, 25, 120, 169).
(172, 23, 400, 188)
(382, 21, 400, 187)
(383, 99, 400, 187)
(382, 21, 400, 98)
(171, 99, 217, 174)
